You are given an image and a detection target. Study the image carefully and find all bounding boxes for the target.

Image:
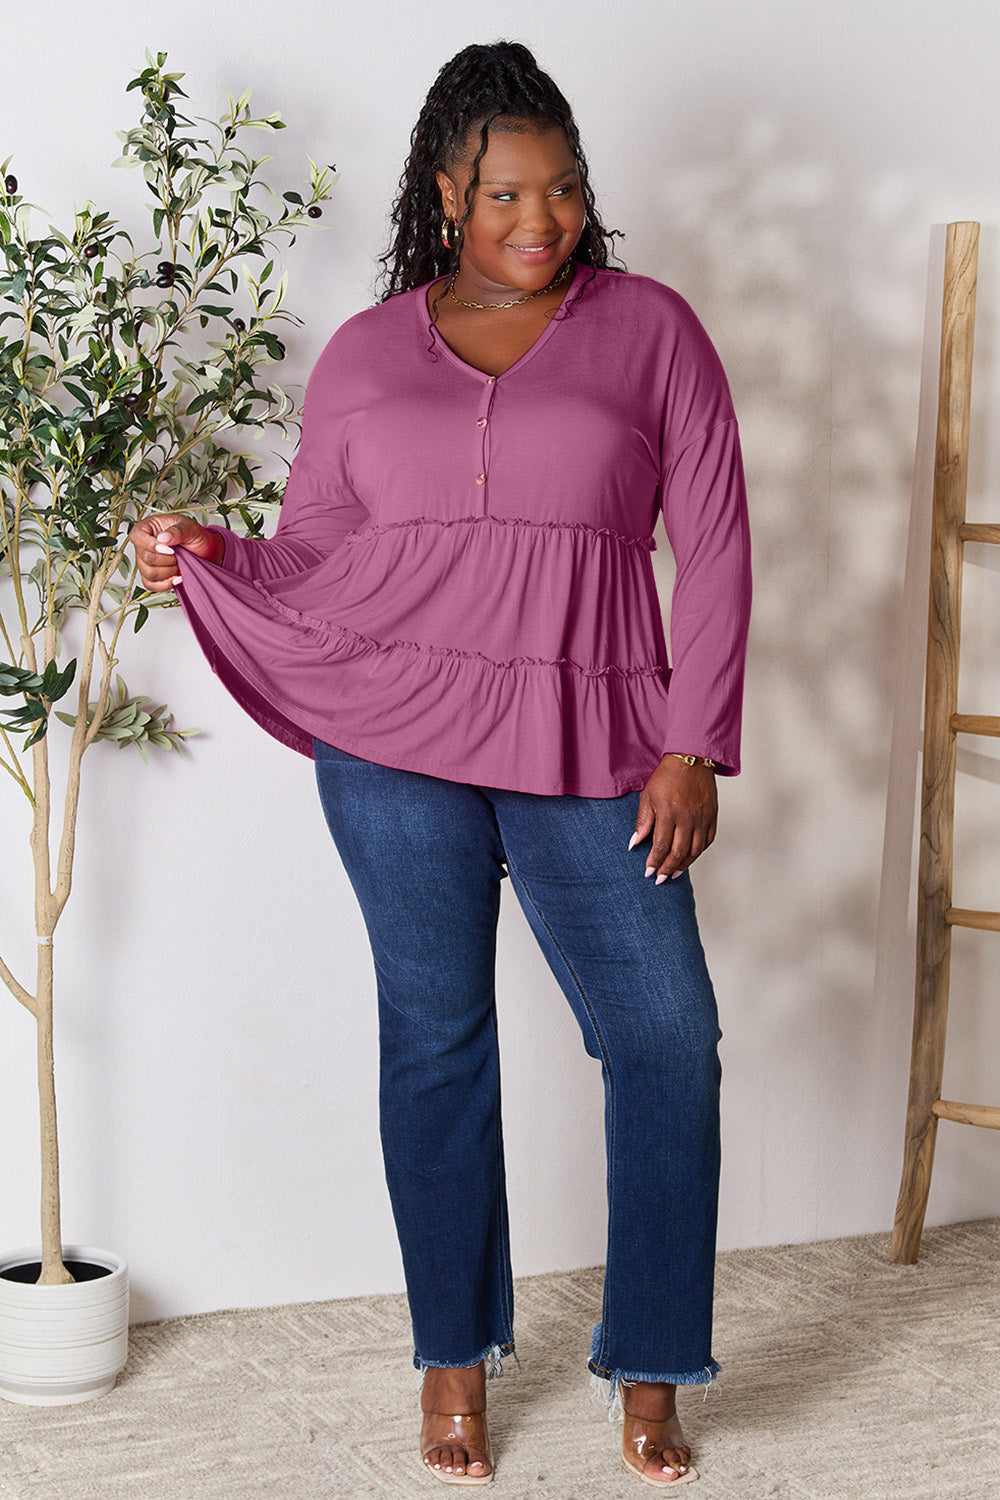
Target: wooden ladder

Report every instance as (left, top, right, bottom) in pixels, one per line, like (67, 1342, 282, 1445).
(891, 219, 1000, 1264)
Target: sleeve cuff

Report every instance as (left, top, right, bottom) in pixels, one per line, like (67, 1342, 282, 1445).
(200, 523, 257, 581)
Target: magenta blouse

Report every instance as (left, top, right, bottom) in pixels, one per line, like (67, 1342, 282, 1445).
(173, 261, 752, 796)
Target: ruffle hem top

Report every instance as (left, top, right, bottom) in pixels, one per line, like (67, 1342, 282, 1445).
(173, 261, 752, 797)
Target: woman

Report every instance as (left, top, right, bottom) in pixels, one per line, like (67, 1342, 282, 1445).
(129, 40, 751, 1488)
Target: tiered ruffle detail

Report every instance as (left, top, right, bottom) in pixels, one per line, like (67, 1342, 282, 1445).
(339, 513, 658, 552)
(174, 514, 674, 797)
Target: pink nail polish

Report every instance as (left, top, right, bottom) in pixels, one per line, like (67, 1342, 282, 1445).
(644, 866, 655, 878)
(628, 832, 639, 851)
(655, 873, 667, 885)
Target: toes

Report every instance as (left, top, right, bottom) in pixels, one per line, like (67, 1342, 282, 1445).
(467, 1447, 491, 1476)
(643, 1444, 689, 1480)
(422, 1437, 492, 1478)
(451, 1445, 492, 1477)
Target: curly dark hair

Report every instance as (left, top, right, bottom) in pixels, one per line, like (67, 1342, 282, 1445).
(374, 40, 626, 303)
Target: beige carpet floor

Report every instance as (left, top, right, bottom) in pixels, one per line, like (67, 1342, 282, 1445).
(1, 1218, 998, 1499)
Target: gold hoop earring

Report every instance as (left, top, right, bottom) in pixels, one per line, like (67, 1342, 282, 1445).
(441, 217, 457, 251)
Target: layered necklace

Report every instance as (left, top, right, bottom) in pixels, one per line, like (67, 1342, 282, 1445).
(447, 255, 575, 311)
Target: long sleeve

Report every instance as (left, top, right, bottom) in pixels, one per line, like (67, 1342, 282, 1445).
(657, 415, 751, 775)
(202, 327, 371, 584)
(171, 265, 751, 795)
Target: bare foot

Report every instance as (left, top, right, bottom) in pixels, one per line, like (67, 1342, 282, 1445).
(621, 1380, 694, 1484)
(420, 1361, 492, 1479)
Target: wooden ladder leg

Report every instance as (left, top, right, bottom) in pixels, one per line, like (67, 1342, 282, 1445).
(890, 221, 979, 1264)
(890, 856, 953, 1263)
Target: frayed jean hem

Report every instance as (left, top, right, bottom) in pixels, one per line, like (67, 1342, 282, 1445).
(587, 1322, 721, 1421)
(414, 1339, 520, 1386)
(588, 1364, 722, 1422)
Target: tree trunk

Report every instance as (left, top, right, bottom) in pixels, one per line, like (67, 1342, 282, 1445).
(35, 942, 73, 1285)
(25, 626, 74, 1287)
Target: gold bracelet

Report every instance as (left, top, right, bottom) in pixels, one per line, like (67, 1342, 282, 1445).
(670, 753, 716, 769)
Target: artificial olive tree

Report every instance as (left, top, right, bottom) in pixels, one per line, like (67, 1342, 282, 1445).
(0, 52, 337, 1283)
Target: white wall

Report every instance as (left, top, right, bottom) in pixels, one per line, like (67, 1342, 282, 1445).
(2, 0, 1000, 1322)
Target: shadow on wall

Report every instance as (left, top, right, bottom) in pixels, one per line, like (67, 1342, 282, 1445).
(648, 115, 920, 1000)
(625, 108, 1000, 1233)
(875, 219, 1000, 1218)
(876, 221, 1000, 1161)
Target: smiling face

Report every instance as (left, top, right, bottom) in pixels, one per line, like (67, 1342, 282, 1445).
(435, 118, 586, 302)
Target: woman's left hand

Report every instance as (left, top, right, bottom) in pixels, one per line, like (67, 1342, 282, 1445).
(630, 755, 718, 884)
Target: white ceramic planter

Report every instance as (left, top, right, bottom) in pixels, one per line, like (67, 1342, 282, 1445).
(0, 1245, 129, 1405)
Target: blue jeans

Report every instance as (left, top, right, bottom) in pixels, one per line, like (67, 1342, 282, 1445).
(311, 737, 723, 1410)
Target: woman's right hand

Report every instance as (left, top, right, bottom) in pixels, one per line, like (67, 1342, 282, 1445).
(127, 512, 223, 593)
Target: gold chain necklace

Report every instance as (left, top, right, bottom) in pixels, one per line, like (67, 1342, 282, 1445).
(447, 255, 574, 310)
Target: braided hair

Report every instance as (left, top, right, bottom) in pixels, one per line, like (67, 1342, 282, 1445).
(375, 40, 626, 302)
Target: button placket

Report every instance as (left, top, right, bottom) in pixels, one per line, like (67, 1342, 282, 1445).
(473, 376, 498, 514)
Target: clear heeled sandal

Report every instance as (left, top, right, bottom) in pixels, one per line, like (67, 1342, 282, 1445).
(621, 1408, 700, 1488)
(419, 1408, 495, 1486)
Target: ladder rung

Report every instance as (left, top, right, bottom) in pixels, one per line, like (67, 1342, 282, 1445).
(946, 907, 1000, 931)
(950, 713, 1000, 736)
(959, 523, 1000, 544)
(932, 1098, 1000, 1129)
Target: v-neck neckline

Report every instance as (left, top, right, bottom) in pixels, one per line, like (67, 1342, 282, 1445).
(419, 260, 588, 382)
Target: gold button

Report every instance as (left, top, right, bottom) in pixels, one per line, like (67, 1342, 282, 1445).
(487, 376, 497, 383)
(476, 417, 487, 427)
(475, 474, 486, 484)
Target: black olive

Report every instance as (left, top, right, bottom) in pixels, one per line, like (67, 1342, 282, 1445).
(155, 273, 173, 288)
(85, 453, 103, 466)
(84, 244, 99, 259)
(233, 318, 246, 332)
(122, 393, 140, 408)
(4, 175, 17, 194)
(308, 205, 322, 218)
(157, 261, 174, 274)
